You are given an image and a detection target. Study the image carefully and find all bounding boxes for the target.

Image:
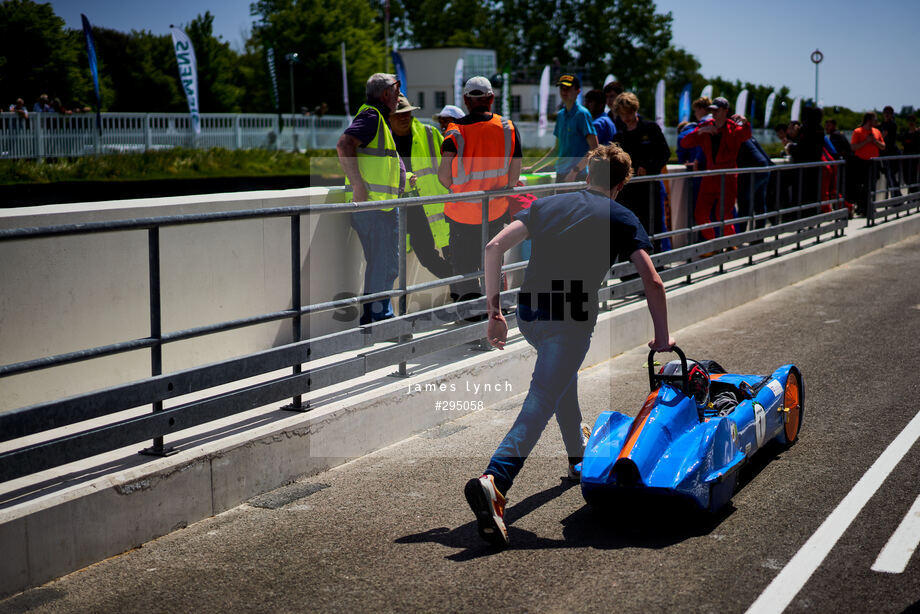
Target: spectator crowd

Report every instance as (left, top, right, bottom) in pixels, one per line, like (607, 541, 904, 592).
(338, 70, 920, 328)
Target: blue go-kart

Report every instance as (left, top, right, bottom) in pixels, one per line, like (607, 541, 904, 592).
(580, 346, 804, 512)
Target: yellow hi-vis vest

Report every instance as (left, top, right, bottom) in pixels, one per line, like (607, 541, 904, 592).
(408, 118, 449, 250)
(345, 103, 401, 211)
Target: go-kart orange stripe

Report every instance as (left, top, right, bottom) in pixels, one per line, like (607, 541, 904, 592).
(618, 389, 659, 460)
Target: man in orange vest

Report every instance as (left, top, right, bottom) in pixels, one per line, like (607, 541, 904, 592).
(438, 76, 522, 308)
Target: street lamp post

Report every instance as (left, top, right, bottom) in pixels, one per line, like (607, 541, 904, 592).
(811, 49, 824, 105)
(285, 52, 300, 115)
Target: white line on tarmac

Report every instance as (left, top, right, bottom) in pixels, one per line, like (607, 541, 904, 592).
(745, 408, 920, 614)
(871, 492, 920, 574)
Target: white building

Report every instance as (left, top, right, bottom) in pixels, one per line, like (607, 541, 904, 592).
(399, 47, 566, 121)
(399, 48, 497, 119)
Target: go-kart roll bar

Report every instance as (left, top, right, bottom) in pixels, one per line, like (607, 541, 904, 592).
(648, 345, 690, 398)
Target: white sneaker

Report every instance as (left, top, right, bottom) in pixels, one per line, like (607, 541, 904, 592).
(464, 474, 509, 546)
(566, 423, 592, 481)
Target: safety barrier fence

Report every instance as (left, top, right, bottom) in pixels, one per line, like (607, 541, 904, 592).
(0, 112, 780, 159)
(867, 153, 920, 226)
(2, 158, 919, 483)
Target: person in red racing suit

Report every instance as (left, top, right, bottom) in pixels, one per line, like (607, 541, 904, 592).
(679, 96, 752, 240)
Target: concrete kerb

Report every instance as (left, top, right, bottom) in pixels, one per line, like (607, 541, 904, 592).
(1, 213, 918, 598)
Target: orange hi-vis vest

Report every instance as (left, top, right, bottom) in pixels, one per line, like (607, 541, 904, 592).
(443, 114, 516, 224)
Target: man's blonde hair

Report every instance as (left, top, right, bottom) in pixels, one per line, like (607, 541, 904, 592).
(587, 144, 633, 192)
(613, 92, 640, 115)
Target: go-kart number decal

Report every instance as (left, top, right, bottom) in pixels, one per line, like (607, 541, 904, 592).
(753, 402, 767, 446)
(767, 379, 784, 398)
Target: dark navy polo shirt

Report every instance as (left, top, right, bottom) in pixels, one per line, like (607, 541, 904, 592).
(514, 188, 651, 325)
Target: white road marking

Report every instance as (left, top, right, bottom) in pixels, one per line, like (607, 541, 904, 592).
(871, 492, 920, 574)
(745, 408, 920, 614)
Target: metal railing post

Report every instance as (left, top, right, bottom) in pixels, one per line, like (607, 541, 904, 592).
(35, 113, 44, 159)
(686, 172, 694, 284)
(748, 170, 756, 265)
(397, 204, 410, 376)
(774, 168, 782, 257)
(140, 227, 175, 457)
(718, 173, 725, 273)
(282, 215, 306, 410)
(868, 161, 877, 227)
(475, 195, 491, 351)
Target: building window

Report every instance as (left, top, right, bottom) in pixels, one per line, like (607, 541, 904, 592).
(435, 91, 446, 109)
(417, 91, 425, 110)
(511, 95, 521, 113)
(463, 51, 497, 82)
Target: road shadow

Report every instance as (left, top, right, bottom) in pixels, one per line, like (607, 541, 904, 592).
(395, 478, 733, 561)
(0, 587, 66, 612)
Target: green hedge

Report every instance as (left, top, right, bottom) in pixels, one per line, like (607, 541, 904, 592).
(0, 148, 316, 186)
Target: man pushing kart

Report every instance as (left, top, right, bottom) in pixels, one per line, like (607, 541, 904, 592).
(464, 143, 675, 547)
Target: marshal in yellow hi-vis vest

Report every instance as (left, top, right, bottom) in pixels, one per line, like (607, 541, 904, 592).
(345, 103, 401, 211)
(407, 117, 449, 250)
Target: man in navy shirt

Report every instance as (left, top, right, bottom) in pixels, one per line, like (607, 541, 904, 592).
(463, 144, 675, 547)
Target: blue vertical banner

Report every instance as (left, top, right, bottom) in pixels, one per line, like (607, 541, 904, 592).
(391, 50, 407, 95)
(678, 83, 692, 123)
(80, 14, 102, 136)
(170, 26, 201, 135)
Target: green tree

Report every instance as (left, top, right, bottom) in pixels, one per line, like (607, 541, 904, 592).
(92, 27, 184, 112)
(0, 0, 90, 108)
(184, 12, 246, 112)
(250, 0, 384, 114)
(573, 0, 673, 101)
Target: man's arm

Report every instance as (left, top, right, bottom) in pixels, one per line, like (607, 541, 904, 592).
(508, 157, 522, 187)
(563, 133, 600, 181)
(484, 220, 529, 349)
(438, 151, 455, 189)
(679, 123, 711, 148)
(336, 133, 368, 203)
(630, 248, 674, 351)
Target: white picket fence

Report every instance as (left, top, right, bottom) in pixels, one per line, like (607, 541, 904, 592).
(0, 112, 352, 159)
(1, 111, 781, 160)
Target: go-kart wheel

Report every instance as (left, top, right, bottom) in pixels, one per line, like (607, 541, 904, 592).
(780, 368, 804, 446)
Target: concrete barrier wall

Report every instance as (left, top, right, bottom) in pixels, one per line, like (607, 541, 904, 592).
(0, 212, 917, 598)
(0, 188, 450, 412)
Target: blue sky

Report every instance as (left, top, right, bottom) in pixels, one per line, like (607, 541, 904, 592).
(50, 0, 920, 113)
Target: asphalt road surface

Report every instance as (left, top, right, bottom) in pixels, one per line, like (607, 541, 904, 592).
(3, 235, 919, 614)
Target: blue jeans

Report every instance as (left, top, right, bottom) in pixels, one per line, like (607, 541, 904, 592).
(350, 209, 399, 324)
(485, 311, 594, 495)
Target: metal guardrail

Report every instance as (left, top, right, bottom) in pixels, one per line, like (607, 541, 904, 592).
(2, 158, 918, 483)
(867, 153, 920, 225)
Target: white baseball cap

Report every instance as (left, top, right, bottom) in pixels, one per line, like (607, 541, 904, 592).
(435, 104, 465, 120)
(462, 76, 493, 97)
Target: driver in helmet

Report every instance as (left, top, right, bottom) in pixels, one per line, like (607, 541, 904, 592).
(660, 359, 711, 410)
